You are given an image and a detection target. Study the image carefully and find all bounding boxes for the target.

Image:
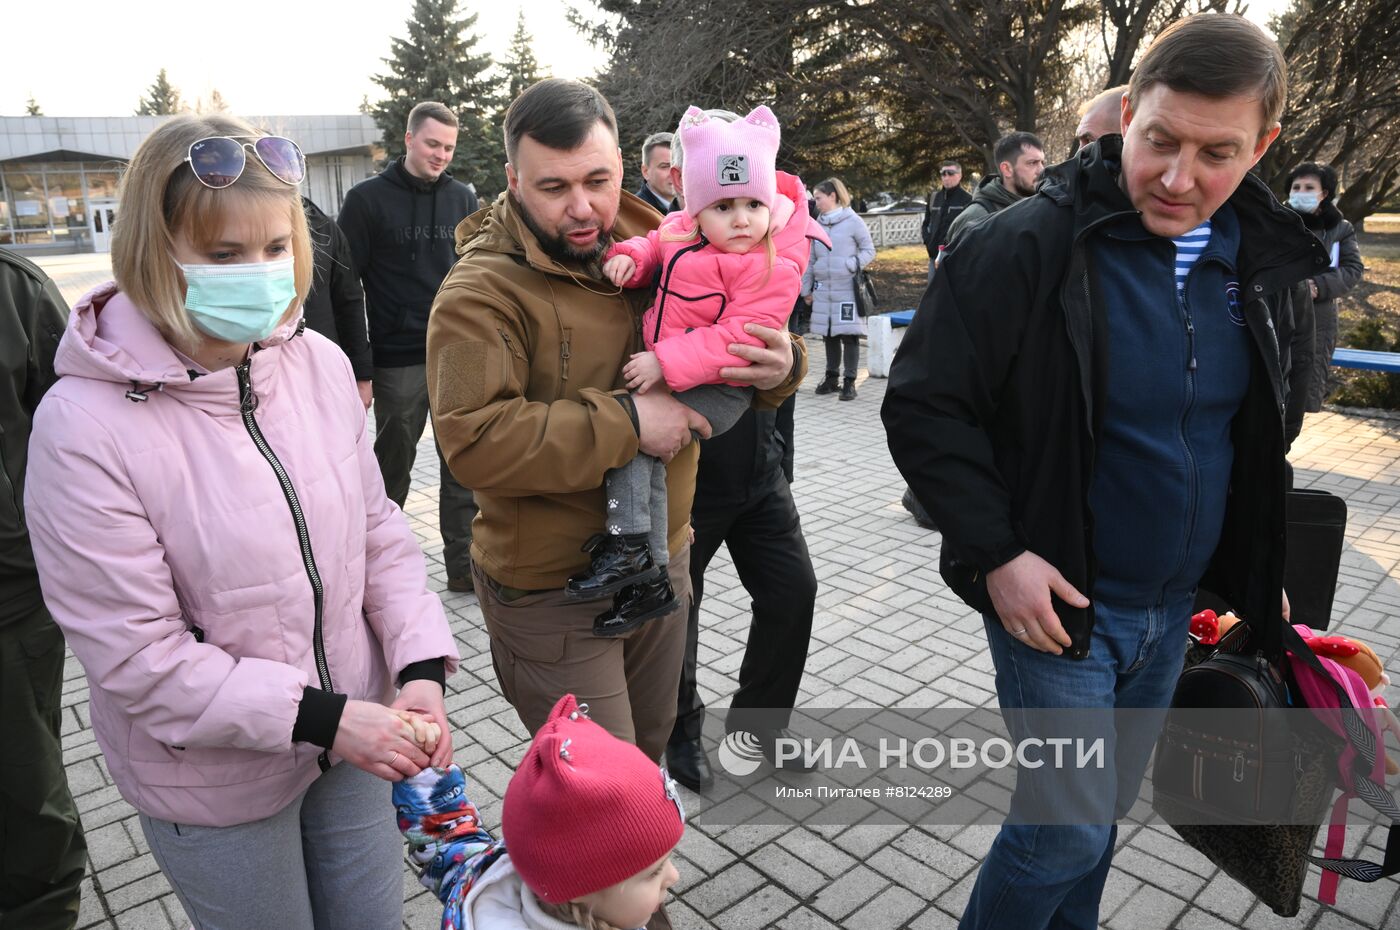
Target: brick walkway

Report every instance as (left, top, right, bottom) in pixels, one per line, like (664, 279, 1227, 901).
(37, 255, 1400, 929)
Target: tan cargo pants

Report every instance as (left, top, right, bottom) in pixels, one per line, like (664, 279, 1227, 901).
(472, 547, 691, 763)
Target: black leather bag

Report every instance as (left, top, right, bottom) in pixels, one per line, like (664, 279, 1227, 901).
(1156, 603, 1400, 916)
(851, 269, 878, 318)
(1283, 489, 1347, 630)
(1153, 621, 1342, 917)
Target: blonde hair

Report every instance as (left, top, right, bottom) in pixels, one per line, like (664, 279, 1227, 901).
(659, 203, 778, 274)
(112, 113, 313, 353)
(539, 900, 626, 930)
(814, 177, 850, 207)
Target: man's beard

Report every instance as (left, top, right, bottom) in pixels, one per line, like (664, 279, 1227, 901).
(517, 200, 613, 267)
(1011, 175, 1039, 198)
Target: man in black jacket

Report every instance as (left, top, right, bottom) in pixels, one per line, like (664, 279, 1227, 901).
(920, 160, 972, 282)
(0, 248, 87, 929)
(882, 15, 1324, 930)
(339, 101, 480, 591)
(302, 197, 373, 407)
(635, 131, 675, 214)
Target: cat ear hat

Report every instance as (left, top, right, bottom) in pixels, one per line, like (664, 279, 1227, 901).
(678, 105, 781, 218)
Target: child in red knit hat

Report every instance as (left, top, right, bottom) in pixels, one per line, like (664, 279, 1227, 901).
(395, 693, 684, 930)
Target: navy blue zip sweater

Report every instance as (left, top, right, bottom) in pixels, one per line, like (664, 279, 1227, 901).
(1088, 203, 1250, 605)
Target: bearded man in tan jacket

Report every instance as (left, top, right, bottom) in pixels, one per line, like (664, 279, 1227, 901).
(427, 79, 805, 763)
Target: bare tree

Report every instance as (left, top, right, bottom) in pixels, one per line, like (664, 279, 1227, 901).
(1260, 0, 1400, 223)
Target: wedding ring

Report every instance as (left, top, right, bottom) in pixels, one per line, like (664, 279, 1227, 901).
(1012, 628, 1028, 637)
(387, 751, 400, 766)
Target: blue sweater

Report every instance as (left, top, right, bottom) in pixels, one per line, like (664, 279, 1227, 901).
(1088, 204, 1250, 605)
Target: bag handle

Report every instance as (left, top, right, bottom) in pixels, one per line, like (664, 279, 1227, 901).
(1280, 622, 1400, 884)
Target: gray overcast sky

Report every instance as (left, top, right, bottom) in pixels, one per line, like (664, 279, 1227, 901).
(4, 1, 1289, 118)
(2, 0, 609, 116)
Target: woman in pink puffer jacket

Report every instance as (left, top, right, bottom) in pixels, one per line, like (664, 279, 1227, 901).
(23, 114, 459, 930)
(562, 106, 829, 634)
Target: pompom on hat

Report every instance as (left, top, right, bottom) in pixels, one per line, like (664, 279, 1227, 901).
(502, 694, 685, 904)
(678, 105, 781, 218)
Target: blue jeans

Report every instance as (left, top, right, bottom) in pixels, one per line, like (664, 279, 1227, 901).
(958, 595, 1192, 930)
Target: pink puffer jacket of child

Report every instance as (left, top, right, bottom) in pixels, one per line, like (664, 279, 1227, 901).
(608, 171, 831, 392)
(24, 284, 459, 827)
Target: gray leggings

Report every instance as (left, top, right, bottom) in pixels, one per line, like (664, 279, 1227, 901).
(605, 383, 751, 565)
(139, 761, 402, 930)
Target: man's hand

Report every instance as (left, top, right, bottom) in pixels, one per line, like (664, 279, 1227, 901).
(719, 323, 795, 388)
(804, 294, 814, 306)
(391, 679, 452, 768)
(623, 351, 665, 394)
(634, 390, 712, 462)
(356, 380, 373, 410)
(604, 254, 637, 287)
(985, 551, 1087, 655)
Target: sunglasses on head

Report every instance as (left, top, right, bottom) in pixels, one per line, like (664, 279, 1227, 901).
(940, 168, 960, 176)
(184, 136, 306, 189)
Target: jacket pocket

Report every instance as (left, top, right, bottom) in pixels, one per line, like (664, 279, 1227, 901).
(127, 730, 299, 787)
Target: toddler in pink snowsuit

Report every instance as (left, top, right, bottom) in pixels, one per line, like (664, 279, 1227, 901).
(564, 105, 829, 631)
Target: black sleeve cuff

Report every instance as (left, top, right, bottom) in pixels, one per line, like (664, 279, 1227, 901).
(614, 394, 640, 436)
(292, 687, 348, 749)
(398, 658, 447, 689)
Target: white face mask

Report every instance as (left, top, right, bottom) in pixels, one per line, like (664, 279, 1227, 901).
(1288, 191, 1321, 213)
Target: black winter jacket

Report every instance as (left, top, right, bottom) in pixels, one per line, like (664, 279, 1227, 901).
(302, 197, 372, 381)
(337, 158, 479, 368)
(921, 186, 973, 258)
(0, 248, 66, 627)
(882, 137, 1328, 659)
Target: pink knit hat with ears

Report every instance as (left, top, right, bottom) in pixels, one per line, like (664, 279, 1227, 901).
(678, 105, 781, 217)
(502, 694, 685, 904)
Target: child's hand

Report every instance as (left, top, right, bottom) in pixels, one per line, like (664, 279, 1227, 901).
(603, 254, 637, 287)
(393, 709, 441, 756)
(623, 351, 665, 394)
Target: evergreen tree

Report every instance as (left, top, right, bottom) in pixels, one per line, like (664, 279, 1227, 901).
(135, 69, 184, 116)
(370, 0, 505, 196)
(504, 11, 544, 102)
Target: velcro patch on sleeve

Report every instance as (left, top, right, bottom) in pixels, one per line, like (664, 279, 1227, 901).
(436, 341, 489, 413)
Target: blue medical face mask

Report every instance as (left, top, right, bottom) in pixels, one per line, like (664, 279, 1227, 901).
(1289, 191, 1321, 213)
(181, 257, 297, 343)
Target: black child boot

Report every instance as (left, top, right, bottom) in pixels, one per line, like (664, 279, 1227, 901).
(839, 377, 857, 401)
(566, 533, 662, 599)
(814, 372, 839, 395)
(593, 575, 679, 637)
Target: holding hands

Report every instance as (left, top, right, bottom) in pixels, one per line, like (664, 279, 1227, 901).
(624, 351, 665, 393)
(603, 254, 637, 287)
(332, 679, 454, 782)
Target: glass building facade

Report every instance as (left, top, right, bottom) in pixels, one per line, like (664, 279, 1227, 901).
(0, 159, 123, 249)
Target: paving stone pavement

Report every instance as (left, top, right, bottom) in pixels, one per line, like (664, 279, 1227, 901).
(35, 255, 1400, 929)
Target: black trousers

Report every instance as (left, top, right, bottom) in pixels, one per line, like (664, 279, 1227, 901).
(669, 473, 817, 743)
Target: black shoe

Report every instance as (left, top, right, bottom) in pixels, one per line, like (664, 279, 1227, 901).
(592, 575, 678, 637)
(838, 378, 857, 401)
(814, 373, 839, 395)
(446, 570, 474, 593)
(567, 533, 662, 599)
(665, 739, 714, 791)
(750, 727, 818, 773)
(900, 487, 938, 531)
